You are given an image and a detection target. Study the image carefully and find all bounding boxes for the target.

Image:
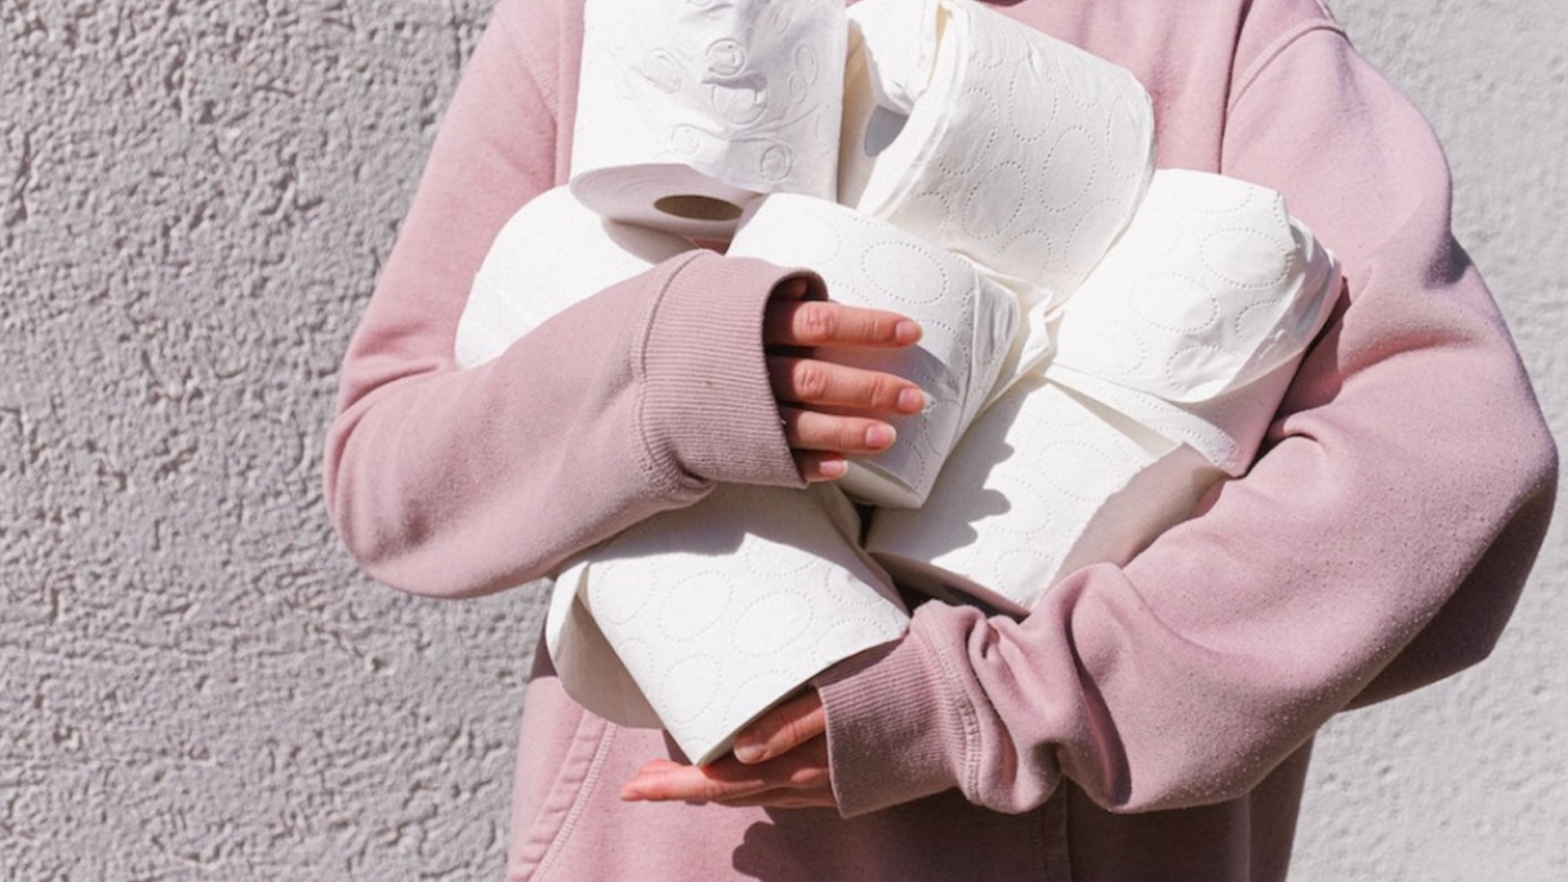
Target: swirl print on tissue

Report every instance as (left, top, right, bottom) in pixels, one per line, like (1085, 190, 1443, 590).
(571, 0, 848, 240)
(729, 195, 1020, 509)
(841, 0, 1155, 315)
(866, 171, 1341, 614)
(451, 188, 908, 767)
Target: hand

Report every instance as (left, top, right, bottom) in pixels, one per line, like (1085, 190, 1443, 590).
(620, 689, 835, 809)
(766, 278, 925, 483)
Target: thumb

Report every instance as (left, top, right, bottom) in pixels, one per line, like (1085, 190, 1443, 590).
(732, 689, 826, 764)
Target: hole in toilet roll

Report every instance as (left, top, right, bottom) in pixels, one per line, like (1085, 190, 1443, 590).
(654, 195, 745, 222)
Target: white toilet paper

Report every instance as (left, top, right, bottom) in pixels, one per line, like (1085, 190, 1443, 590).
(455, 191, 907, 767)
(866, 376, 1222, 614)
(1045, 170, 1341, 473)
(841, 0, 1155, 314)
(865, 171, 1341, 613)
(570, 0, 848, 240)
(454, 186, 692, 370)
(549, 483, 909, 765)
(727, 194, 1020, 508)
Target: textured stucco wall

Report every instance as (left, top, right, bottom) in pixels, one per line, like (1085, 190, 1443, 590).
(2, 1, 1563, 880)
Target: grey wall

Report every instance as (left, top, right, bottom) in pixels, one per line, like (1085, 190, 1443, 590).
(2, 1, 1563, 879)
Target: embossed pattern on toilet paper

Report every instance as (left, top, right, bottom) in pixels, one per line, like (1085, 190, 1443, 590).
(1050, 171, 1339, 402)
(866, 172, 1341, 613)
(844, 0, 1155, 311)
(455, 186, 692, 369)
(572, 0, 847, 234)
(560, 483, 908, 764)
(728, 195, 1019, 508)
(458, 190, 909, 765)
(867, 377, 1221, 613)
(1046, 170, 1341, 471)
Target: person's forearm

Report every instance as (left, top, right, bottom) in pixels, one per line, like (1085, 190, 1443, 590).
(322, 5, 804, 598)
(817, 23, 1557, 818)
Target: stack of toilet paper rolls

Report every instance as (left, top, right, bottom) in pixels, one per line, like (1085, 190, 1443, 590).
(453, 0, 1340, 764)
(864, 169, 1340, 614)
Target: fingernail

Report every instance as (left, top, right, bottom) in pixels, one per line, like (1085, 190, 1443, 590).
(733, 735, 768, 764)
(865, 424, 896, 449)
(897, 388, 926, 413)
(819, 458, 847, 479)
(894, 320, 922, 345)
(620, 784, 644, 801)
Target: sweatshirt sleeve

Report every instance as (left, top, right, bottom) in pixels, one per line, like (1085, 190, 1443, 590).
(322, 1, 804, 599)
(815, 23, 1557, 817)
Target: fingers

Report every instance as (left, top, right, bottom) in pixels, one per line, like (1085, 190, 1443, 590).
(769, 356, 926, 416)
(764, 299, 922, 350)
(762, 293, 927, 485)
(793, 451, 848, 484)
(780, 406, 896, 458)
(774, 366, 925, 482)
(619, 738, 833, 807)
(733, 690, 826, 765)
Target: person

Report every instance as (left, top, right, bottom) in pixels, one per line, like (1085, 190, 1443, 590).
(323, 0, 1558, 879)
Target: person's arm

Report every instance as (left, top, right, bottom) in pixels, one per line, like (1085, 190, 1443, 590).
(809, 24, 1554, 818)
(623, 17, 1557, 815)
(322, 2, 923, 599)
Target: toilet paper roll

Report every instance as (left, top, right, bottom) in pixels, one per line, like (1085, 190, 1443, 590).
(1044, 170, 1342, 472)
(548, 482, 909, 765)
(866, 375, 1223, 614)
(458, 185, 907, 763)
(570, 0, 848, 240)
(728, 194, 1020, 508)
(454, 186, 692, 370)
(841, 0, 1155, 313)
(865, 172, 1342, 611)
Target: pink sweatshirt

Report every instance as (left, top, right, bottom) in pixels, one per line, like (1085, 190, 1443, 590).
(323, 0, 1558, 879)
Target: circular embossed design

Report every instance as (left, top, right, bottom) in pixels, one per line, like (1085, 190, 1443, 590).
(862, 240, 950, 307)
(656, 571, 734, 641)
(1106, 103, 1150, 180)
(994, 548, 1063, 597)
(638, 48, 684, 94)
(588, 575, 656, 627)
(1036, 127, 1098, 211)
(669, 124, 704, 156)
(962, 161, 1028, 241)
(795, 44, 820, 88)
(1200, 228, 1292, 290)
(1130, 271, 1226, 336)
(1008, 62, 1060, 143)
(731, 591, 814, 657)
(758, 143, 794, 183)
(704, 38, 747, 77)
(659, 654, 720, 725)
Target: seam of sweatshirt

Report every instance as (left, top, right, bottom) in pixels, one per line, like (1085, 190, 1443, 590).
(493, 1, 561, 111)
(532, 721, 618, 881)
(1228, 19, 1348, 115)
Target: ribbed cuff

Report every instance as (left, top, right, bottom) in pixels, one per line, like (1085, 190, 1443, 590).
(814, 630, 971, 818)
(636, 252, 812, 490)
